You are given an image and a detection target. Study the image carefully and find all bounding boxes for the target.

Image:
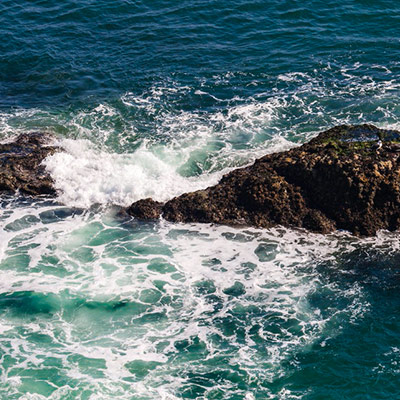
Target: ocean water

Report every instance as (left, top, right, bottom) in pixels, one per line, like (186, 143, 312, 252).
(1, 0, 400, 398)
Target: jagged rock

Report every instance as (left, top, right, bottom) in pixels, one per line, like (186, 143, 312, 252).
(0, 132, 58, 196)
(127, 124, 400, 236)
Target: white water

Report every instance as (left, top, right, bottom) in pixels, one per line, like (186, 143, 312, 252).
(2, 194, 400, 399)
(2, 197, 394, 399)
(2, 64, 400, 398)
(43, 133, 294, 208)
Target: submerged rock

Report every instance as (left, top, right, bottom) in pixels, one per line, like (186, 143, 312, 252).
(127, 124, 400, 236)
(0, 132, 58, 196)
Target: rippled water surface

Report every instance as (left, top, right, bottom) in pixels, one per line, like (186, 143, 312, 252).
(1, 0, 400, 398)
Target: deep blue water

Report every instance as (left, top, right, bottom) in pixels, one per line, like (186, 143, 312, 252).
(1, 1, 400, 399)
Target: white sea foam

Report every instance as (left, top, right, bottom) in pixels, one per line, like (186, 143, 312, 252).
(43, 138, 223, 207)
(3, 64, 400, 398)
(1, 195, 399, 398)
(2, 64, 400, 208)
(0, 198, 398, 398)
(44, 132, 295, 208)
(1, 63, 399, 146)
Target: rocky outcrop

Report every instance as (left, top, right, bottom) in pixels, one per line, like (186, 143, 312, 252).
(0, 132, 58, 196)
(127, 125, 400, 236)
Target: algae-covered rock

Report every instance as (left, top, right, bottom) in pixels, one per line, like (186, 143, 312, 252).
(127, 124, 400, 236)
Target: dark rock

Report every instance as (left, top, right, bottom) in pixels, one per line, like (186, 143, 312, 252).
(0, 132, 58, 196)
(127, 124, 400, 236)
(126, 198, 163, 220)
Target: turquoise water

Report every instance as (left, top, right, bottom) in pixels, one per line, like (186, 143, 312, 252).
(1, 1, 400, 398)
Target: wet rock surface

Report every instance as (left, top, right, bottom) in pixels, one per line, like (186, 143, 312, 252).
(127, 125, 400, 236)
(0, 132, 58, 196)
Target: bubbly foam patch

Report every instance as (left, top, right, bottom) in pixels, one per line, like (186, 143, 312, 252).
(44, 139, 224, 207)
(1, 198, 399, 398)
(44, 135, 293, 208)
